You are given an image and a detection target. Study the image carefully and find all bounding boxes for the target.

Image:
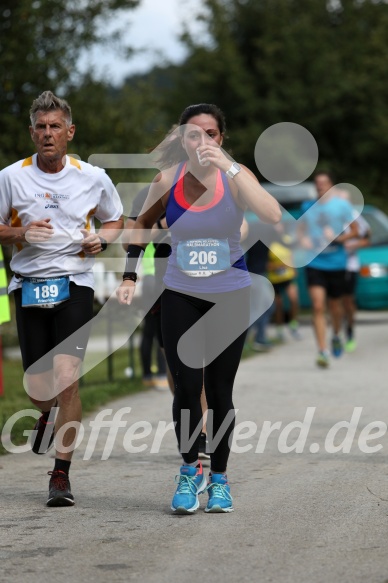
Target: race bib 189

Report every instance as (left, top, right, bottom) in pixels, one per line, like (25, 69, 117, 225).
(177, 238, 231, 277)
(22, 276, 70, 308)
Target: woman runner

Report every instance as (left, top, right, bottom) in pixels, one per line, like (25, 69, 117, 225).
(117, 104, 280, 513)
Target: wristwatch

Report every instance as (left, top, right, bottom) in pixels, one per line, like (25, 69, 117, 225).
(98, 236, 108, 252)
(226, 162, 241, 179)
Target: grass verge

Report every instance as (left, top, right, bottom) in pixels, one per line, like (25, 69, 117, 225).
(0, 349, 147, 456)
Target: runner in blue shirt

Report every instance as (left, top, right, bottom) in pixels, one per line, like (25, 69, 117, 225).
(299, 171, 358, 367)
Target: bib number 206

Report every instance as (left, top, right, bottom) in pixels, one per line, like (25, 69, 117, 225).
(189, 250, 217, 265)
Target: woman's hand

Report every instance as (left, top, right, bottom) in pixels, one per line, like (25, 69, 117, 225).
(116, 280, 136, 305)
(196, 143, 231, 173)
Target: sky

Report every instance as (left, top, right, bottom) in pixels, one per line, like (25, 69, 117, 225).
(79, 0, 208, 85)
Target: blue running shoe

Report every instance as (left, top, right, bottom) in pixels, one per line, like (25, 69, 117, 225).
(205, 473, 234, 513)
(171, 463, 207, 514)
(331, 335, 343, 358)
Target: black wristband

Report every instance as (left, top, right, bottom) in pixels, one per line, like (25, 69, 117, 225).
(157, 219, 163, 230)
(98, 236, 108, 252)
(124, 244, 144, 274)
(123, 272, 137, 283)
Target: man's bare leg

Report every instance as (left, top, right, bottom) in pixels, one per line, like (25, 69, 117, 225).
(309, 285, 327, 352)
(53, 354, 83, 460)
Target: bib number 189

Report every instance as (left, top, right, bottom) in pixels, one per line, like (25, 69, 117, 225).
(34, 284, 59, 300)
(22, 275, 70, 307)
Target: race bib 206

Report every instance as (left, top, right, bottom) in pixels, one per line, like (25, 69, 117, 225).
(177, 238, 231, 277)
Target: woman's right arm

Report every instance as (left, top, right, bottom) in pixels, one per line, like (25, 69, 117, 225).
(116, 172, 170, 305)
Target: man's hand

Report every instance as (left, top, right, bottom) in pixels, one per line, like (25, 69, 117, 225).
(323, 226, 335, 242)
(80, 229, 104, 256)
(25, 218, 54, 243)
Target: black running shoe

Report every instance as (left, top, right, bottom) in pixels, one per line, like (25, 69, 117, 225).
(31, 408, 56, 455)
(47, 470, 74, 507)
(198, 432, 210, 460)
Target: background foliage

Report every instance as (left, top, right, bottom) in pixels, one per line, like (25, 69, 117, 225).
(1, 0, 388, 202)
(0, 0, 140, 166)
(160, 0, 388, 202)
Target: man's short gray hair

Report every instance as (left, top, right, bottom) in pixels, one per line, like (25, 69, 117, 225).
(30, 90, 72, 127)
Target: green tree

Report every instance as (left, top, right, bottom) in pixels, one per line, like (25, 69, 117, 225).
(160, 0, 388, 201)
(0, 0, 140, 167)
(66, 76, 167, 194)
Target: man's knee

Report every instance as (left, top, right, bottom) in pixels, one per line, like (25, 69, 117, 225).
(311, 299, 325, 315)
(24, 370, 56, 402)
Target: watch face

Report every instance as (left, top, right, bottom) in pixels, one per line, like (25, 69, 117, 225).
(227, 162, 241, 177)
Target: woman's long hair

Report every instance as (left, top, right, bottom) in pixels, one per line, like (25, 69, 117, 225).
(155, 104, 227, 169)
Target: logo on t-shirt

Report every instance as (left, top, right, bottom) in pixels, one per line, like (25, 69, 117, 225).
(34, 192, 69, 209)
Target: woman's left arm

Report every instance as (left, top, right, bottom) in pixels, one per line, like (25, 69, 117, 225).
(232, 164, 281, 224)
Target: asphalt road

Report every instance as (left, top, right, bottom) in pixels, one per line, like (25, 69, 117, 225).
(1, 312, 388, 583)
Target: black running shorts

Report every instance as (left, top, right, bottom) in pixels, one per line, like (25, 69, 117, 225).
(343, 271, 358, 296)
(14, 283, 94, 373)
(305, 267, 347, 299)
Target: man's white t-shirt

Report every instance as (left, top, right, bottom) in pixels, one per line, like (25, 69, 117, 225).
(0, 154, 123, 292)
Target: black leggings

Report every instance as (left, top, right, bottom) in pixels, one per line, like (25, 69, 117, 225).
(140, 311, 166, 377)
(161, 286, 250, 472)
